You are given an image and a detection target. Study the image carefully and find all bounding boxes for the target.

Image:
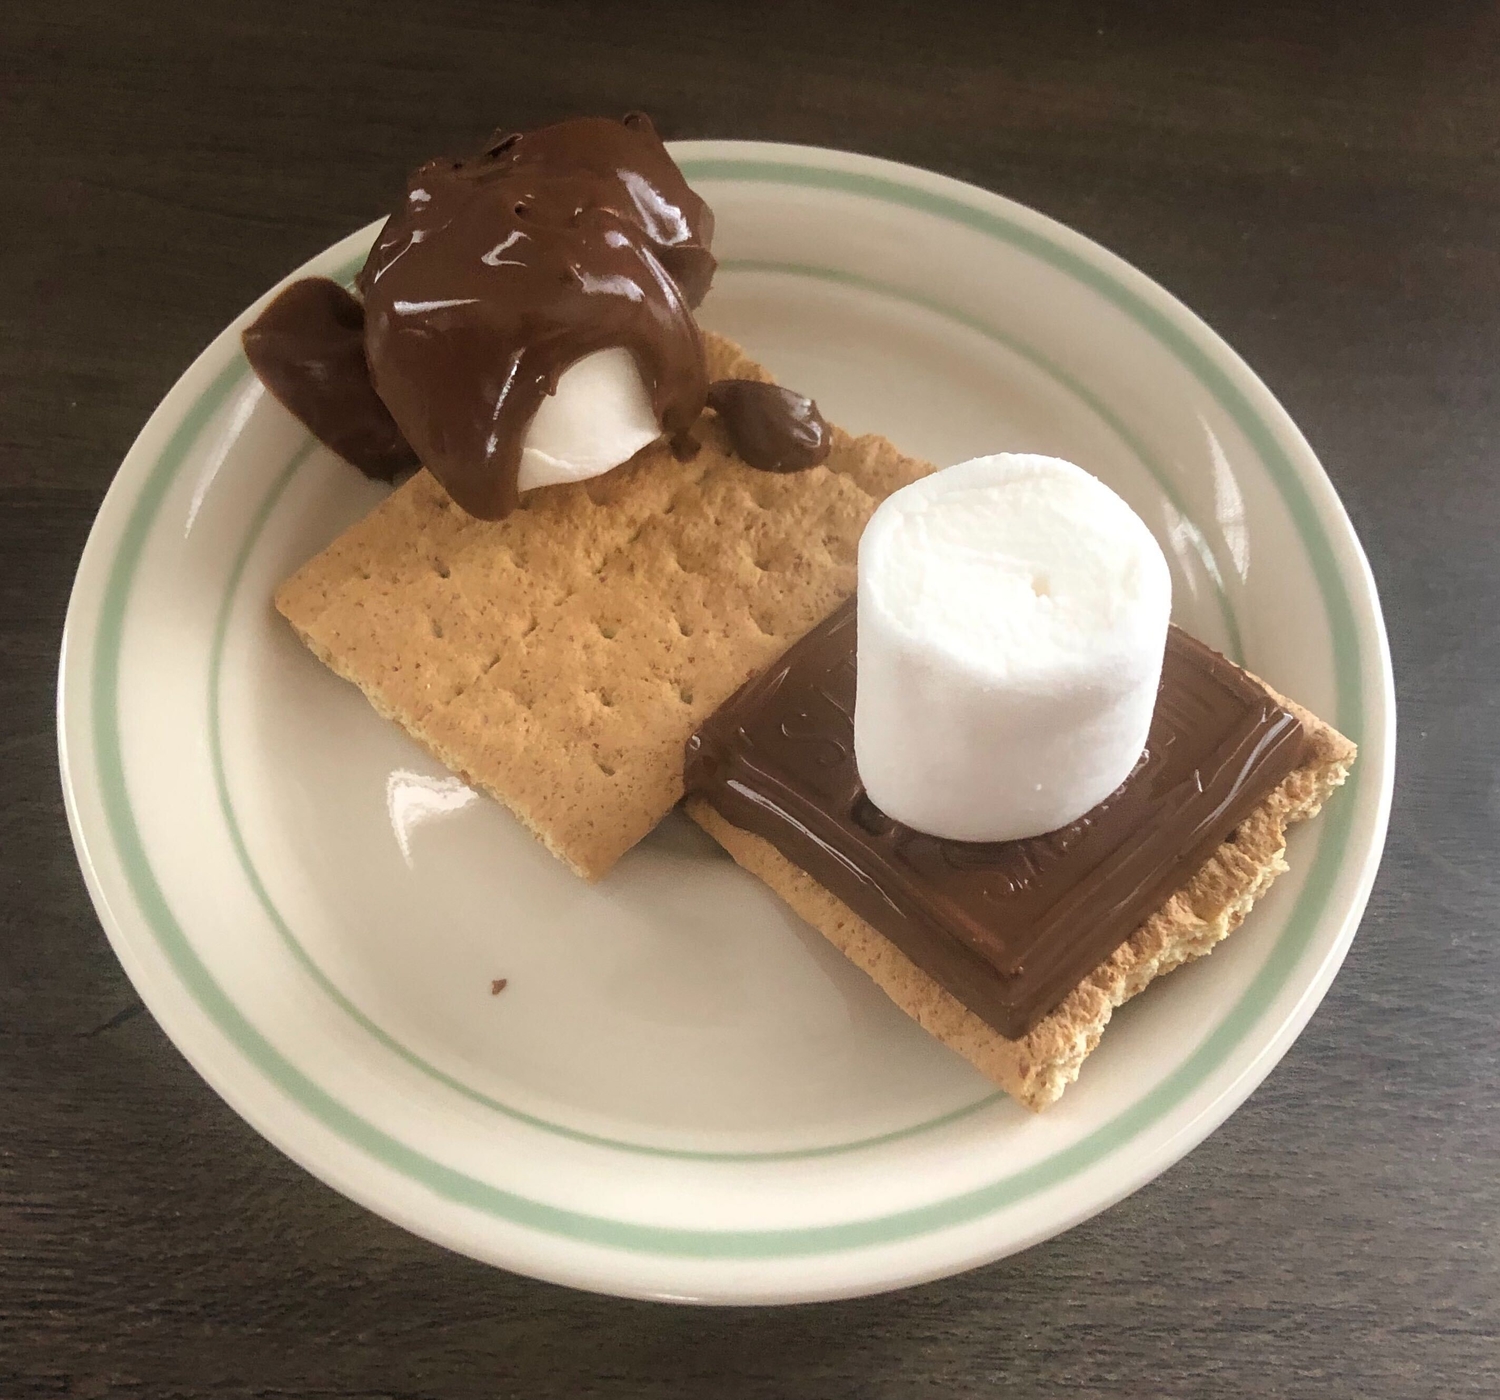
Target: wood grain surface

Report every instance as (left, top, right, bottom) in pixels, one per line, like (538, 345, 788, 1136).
(3, 1, 1497, 1395)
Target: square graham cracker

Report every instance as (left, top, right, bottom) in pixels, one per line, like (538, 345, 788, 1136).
(687, 690, 1355, 1111)
(275, 332, 935, 879)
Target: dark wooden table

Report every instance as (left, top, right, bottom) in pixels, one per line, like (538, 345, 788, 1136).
(5, 2, 1497, 1394)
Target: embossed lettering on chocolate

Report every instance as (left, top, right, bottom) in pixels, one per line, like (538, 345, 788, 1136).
(359, 113, 716, 520)
(684, 599, 1310, 1039)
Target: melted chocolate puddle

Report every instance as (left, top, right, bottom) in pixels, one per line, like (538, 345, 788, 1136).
(242, 116, 840, 512)
(359, 113, 715, 519)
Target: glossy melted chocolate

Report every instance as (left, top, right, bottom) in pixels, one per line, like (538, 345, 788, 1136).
(358, 113, 716, 519)
(684, 600, 1309, 1038)
(241, 278, 418, 480)
(707, 379, 832, 473)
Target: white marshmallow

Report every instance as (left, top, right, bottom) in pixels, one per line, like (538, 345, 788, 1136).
(516, 346, 661, 493)
(854, 453, 1172, 843)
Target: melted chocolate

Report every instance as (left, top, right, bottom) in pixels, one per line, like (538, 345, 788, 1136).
(359, 113, 715, 519)
(707, 379, 832, 473)
(241, 278, 417, 480)
(685, 601, 1309, 1038)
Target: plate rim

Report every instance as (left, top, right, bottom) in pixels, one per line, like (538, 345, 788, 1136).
(57, 138, 1396, 1302)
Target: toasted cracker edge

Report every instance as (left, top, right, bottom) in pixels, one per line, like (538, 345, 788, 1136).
(686, 702, 1355, 1111)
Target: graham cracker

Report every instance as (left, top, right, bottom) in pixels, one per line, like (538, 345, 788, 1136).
(275, 332, 934, 879)
(687, 691, 1355, 1111)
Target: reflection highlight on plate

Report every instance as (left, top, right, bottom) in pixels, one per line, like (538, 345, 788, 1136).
(386, 768, 479, 865)
(185, 378, 265, 537)
(1203, 418, 1251, 582)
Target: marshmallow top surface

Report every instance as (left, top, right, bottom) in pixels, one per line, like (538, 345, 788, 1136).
(860, 454, 1171, 695)
(516, 347, 663, 493)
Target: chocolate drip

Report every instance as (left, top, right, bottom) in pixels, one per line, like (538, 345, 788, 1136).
(707, 379, 831, 473)
(241, 278, 417, 480)
(359, 113, 716, 519)
(685, 601, 1309, 1039)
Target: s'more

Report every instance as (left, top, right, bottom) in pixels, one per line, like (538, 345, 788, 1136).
(244, 114, 1353, 1109)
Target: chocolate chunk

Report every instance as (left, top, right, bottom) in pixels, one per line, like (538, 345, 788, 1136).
(241, 277, 417, 480)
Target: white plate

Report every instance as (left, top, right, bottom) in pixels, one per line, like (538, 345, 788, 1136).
(58, 141, 1395, 1304)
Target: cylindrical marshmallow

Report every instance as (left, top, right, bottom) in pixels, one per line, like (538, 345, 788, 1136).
(516, 346, 662, 493)
(854, 453, 1172, 843)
